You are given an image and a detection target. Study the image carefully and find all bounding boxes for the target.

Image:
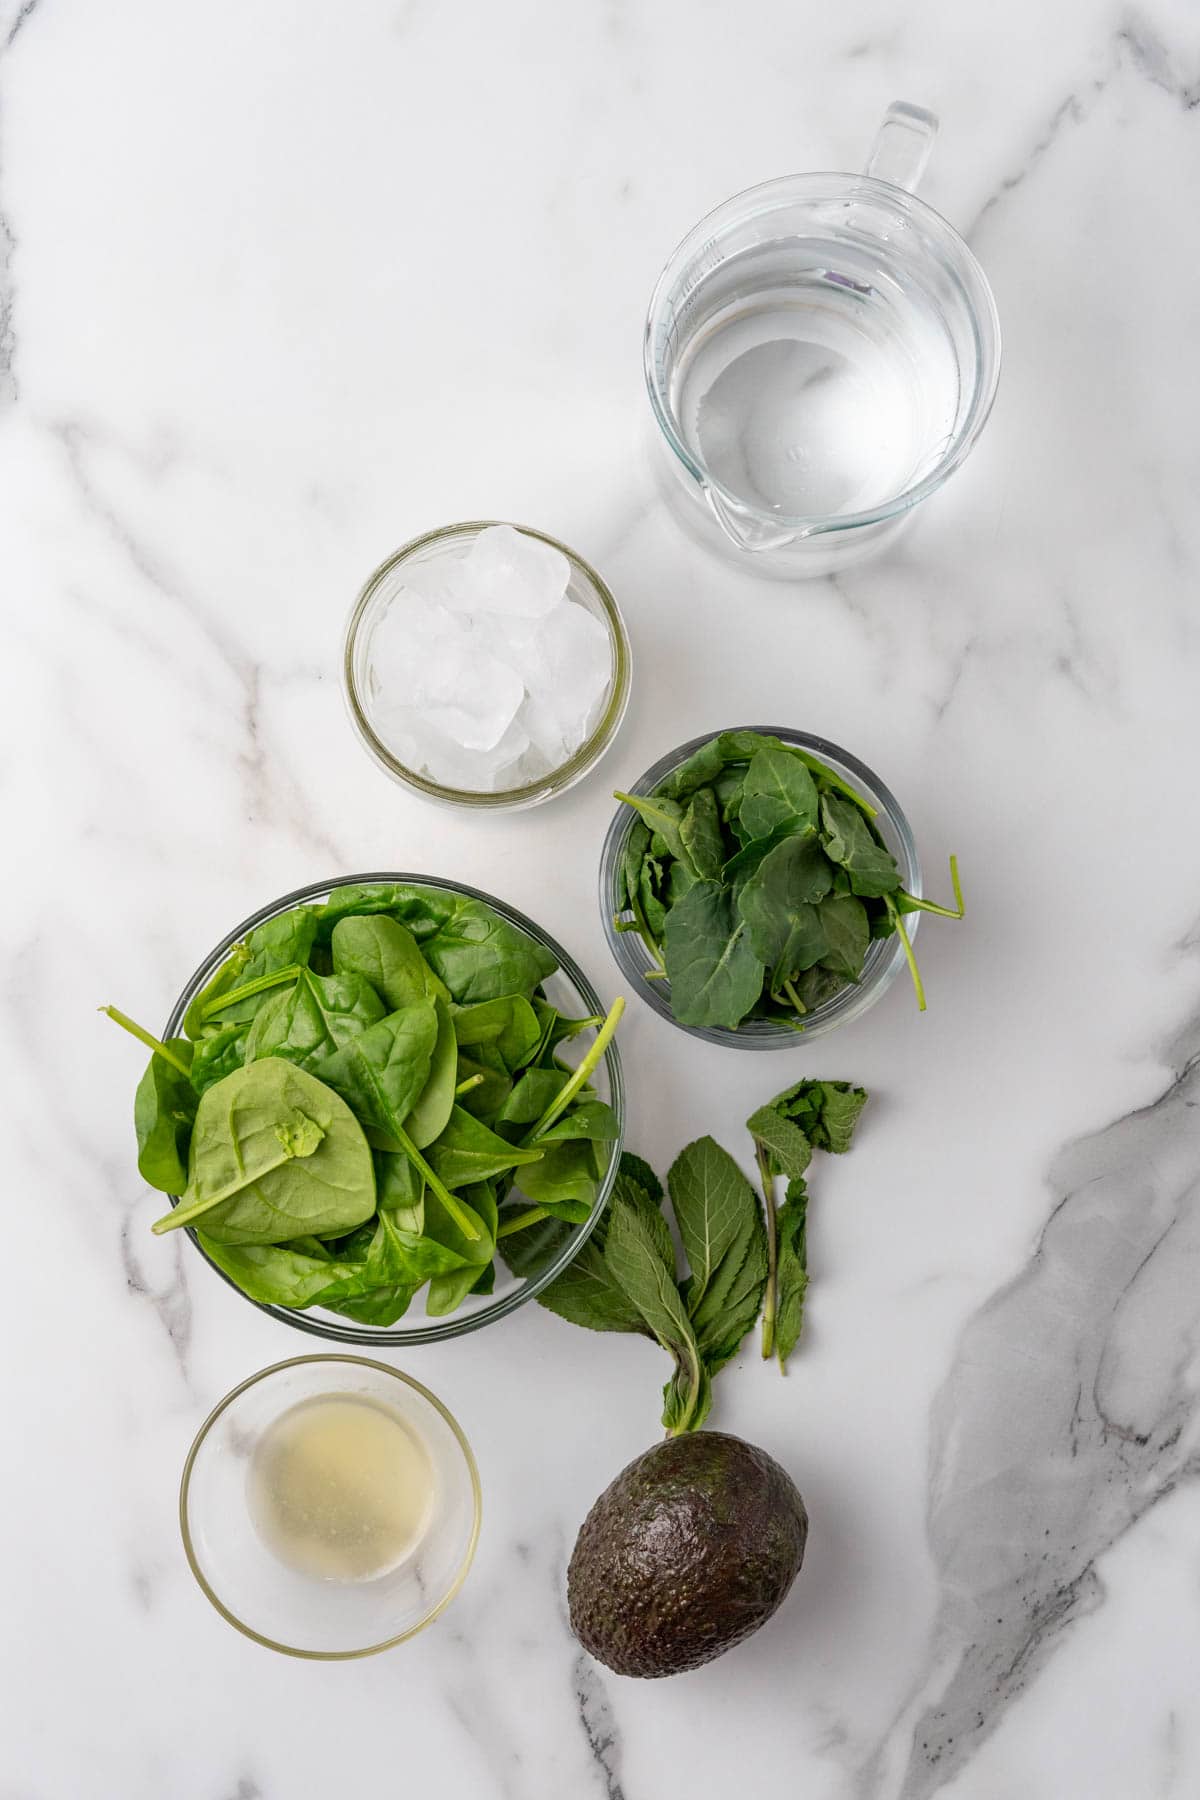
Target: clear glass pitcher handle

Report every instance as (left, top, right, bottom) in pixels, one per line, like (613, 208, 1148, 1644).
(864, 101, 938, 194)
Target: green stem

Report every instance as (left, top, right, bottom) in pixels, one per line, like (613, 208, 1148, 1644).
(621, 888, 667, 974)
(454, 1072, 485, 1097)
(101, 1007, 192, 1079)
(897, 854, 965, 920)
(389, 1118, 482, 1241)
(666, 1338, 706, 1437)
(523, 997, 624, 1144)
(497, 1205, 548, 1239)
(885, 896, 926, 1011)
(200, 964, 303, 1017)
(781, 977, 807, 1019)
(756, 1143, 779, 1361)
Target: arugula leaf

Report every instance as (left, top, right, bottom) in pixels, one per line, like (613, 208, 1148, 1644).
(663, 880, 764, 1029)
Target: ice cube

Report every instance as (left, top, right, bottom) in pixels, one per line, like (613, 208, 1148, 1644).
(389, 709, 534, 793)
(518, 600, 612, 760)
(366, 591, 466, 708)
(457, 524, 570, 619)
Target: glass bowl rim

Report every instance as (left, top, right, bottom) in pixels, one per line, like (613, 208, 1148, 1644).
(162, 871, 625, 1341)
(643, 170, 1002, 535)
(600, 725, 921, 1047)
(178, 1353, 483, 1660)
(342, 520, 633, 810)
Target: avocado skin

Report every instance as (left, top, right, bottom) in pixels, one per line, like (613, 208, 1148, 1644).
(567, 1431, 808, 1677)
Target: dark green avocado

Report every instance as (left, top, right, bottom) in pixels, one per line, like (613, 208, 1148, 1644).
(567, 1431, 808, 1677)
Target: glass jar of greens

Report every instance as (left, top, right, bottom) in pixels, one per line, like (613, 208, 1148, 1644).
(600, 727, 925, 1048)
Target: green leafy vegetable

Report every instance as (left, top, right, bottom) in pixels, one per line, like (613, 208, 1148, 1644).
(612, 731, 963, 1025)
(749, 1078, 868, 1367)
(109, 883, 622, 1327)
(152, 1058, 376, 1245)
(330, 913, 430, 1011)
(132, 1037, 197, 1192)
(663, 880, 764, 1029)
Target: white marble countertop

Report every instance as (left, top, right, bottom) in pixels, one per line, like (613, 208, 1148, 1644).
(5, 3, 1200, 1796)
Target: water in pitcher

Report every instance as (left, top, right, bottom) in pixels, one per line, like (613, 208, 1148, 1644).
(668, 238, 959, 521)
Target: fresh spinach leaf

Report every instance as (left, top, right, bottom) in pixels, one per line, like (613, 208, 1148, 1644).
(819, 792, 900, 897)
(679, 786, 726, 879)
(450, 995, 541, 1070)
(330, 913, 429, 1011)
(514, 1139, 600, 1223)
(153, 1058, 376, 1245)
(244, 968, 386, 1068)
(404, 997, 458, 1148)
(663, 880, 764, 1029)
(189, 1021, 250, 1093)
(133, 1039, 197, 1192)
(425, 1180, 497, 1315)
(737, 835, 833, 999)
(612, 791, 692, 867)
(183, 944, 251, 1039)
(425, 1106, 545, 1190)
(738, 744, 819, 840)
(817, 893, 871, 979)
(417, 893, 558, 1003)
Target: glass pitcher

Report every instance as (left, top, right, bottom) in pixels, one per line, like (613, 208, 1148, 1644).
(643, 103, 1001, 578)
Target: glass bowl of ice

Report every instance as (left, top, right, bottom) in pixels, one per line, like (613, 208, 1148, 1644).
(343, 522, 632, 809)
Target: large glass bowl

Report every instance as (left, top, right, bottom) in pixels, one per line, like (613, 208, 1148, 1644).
(599, 728, 921, 1048)
(163, 874, 625, 1342)
(342, 522, 632, 811)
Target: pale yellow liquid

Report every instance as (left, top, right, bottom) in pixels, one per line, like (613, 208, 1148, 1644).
(247, 1394, 436, 1582)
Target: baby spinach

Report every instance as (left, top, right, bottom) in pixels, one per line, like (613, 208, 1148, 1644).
(425, 1106, 545, 1190)
(153, 1058, 376, 1245)
(330, 913, 430, 1011)
(128, 1033, 196, 1193)
(612, 731, 963, 1026)
(663, 880, 764, 1029)
(405, 998, 458, 1148)
(110, 885, 622, 1326)
(243, 968, 386, 1068)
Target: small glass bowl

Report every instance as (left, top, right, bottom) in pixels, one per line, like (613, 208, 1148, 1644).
(180, 1356, 481, 1658)
(599, 727, 921, 1048)
(343, 521, 632, 811)
(163, 873, 625, 1343)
